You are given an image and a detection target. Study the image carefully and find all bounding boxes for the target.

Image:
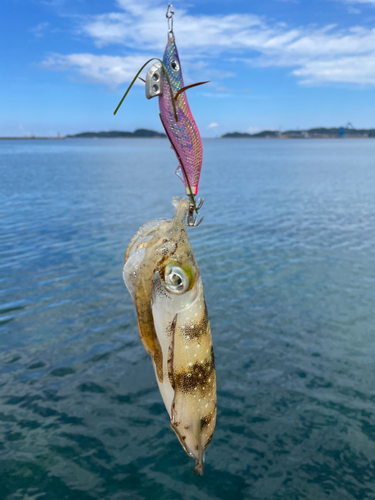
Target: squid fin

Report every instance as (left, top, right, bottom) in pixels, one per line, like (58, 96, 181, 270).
(192, 419, 204, 476)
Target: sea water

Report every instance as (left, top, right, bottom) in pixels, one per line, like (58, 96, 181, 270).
(1, 138, 375, 499)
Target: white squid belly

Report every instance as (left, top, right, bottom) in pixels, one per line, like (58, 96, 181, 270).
(152, 274, 217, 472)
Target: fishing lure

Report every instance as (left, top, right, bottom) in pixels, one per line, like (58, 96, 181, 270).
(116, 3, 216, 474)
(123, 197, 217, 475)
(114, 4, 208, 225)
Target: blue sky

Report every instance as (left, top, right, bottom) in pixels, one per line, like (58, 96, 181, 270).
(2, 0, 375, 137)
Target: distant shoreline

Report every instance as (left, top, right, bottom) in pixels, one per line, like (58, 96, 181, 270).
(222, 127, 375, 139)
(2, 127, 375, 140)
(0, 137, 165, 140)
(0, 129, 167, 140)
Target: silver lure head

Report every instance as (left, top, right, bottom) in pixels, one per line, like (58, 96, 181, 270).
(145, 61, 163, 99)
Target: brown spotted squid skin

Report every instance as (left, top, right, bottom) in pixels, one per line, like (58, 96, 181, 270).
(123, 198, 216, 475)
(167, 285, 217, 475)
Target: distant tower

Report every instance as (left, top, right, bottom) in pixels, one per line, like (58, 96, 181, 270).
(57, 132, 61, 139)
(338, 122, 354, 138)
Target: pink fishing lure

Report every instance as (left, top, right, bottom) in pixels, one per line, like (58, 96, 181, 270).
(159, 35, 203, 196)
(113, 7, 208, 202)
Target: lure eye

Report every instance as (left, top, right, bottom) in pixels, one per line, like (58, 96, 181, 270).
(164, 264, 189, 294)
(170, 59, 180, 72)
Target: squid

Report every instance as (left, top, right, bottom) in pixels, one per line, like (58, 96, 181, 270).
(123, 197, 217, 474)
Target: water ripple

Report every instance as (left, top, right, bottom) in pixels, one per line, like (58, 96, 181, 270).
(1, 139, 375, 499)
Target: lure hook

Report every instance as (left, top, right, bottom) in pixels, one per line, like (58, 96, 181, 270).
(187, 197, 204, 227)
(166, 3, 174, 35)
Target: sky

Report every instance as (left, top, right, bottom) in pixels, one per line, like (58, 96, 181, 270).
(2, 0, 375, 137)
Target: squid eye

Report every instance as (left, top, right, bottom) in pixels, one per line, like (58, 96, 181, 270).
(164, 264, 189, 294)
(170, 59, 180, 72)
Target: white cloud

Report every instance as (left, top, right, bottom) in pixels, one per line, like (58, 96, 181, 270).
(81, 7, 264, 53)
(30, 22, 50, 37)
(208, 123, 219, 129)
(235, 25, 375, 84)
(38, 0, 66, 5)
(41, 0, 375, 86)
(347, 6, 361, 13)
(293, 54, 375, 84)
(342, 0, 375, 4)
(41, 53, 149, 88)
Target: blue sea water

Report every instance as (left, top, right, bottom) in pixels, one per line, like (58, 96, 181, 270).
(1, 138, 375, 499)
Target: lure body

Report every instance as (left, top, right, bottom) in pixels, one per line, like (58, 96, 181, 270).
(123, 198, 216, 474)
(159, 36, 203, 196)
